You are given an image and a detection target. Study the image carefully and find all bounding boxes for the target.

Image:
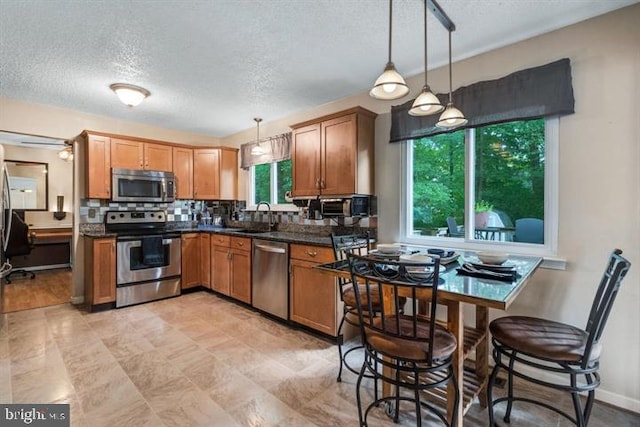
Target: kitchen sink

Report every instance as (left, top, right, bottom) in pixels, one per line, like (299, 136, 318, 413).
(237, 229, 270, 234)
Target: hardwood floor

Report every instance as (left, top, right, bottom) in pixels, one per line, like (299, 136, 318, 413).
(2, 268, 72, 313)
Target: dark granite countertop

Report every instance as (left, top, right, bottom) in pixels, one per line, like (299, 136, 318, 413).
(81, 227, 332, 247)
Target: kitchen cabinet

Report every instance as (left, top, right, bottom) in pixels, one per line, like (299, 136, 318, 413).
(199, 233, 210, 288)
(229, 237, 251, 304)
(193, 147, 238, 200)
(289, 243, 339, 336)
(210, 234, 251, 303)
(181, 233, 200, 289)
(172, 147, 193, 199)
(84, 237, 116, 310)
(111, 138, 173, 172)
(290, 107, 376, 197)
(210, 234, 231, 295)
(84, 133, 111, 199)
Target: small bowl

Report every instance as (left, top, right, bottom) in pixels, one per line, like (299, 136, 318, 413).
(476, 251, 509, 265)
(376, 243, 401, 254)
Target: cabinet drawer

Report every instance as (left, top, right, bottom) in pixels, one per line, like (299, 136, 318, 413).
(231, 236, 251, 251)
(290, 244, 333, 263)
(211, 234, 230, 247)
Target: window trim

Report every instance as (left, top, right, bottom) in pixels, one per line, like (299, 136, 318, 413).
(400, 117, 559, 257)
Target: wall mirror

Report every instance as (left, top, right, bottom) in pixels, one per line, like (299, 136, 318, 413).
(5, 160, 48, 210)
(0, 131, 72, 214)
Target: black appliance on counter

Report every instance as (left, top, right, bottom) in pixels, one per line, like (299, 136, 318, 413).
(104, 210, 181, 307)
(320, 195, 375, 218)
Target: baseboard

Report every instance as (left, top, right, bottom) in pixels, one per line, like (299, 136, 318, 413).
(71, 296, 84, 305)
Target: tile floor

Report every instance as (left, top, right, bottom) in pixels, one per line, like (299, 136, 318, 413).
(1, 291, 638, 426)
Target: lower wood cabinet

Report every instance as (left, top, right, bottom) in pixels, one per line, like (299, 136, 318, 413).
(289, 243, 339, 336)
(210, 234, 231, 295)
(199, 233, 210, 288)
(181, 233, 200, 289)
(84, 237, 116, 309)
(229, 237, 251, 304)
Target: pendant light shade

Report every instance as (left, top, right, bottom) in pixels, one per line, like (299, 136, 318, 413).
(110, 83, 150, 107)
(437, 30, 467, 128)
(409, 1, 444, 116)
(250, 118, 264, 156)
(370, 0, 409, 100)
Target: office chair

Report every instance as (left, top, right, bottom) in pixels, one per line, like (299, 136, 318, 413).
(4, 211, 36, 284)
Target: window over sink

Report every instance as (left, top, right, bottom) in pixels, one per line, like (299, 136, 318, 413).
(250, 159, 292, 206)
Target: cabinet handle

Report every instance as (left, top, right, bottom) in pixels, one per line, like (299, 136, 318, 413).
(315, 179, 320, 189)
(306, 250, 317, 257)
(320, 180, 325, 189)
(237, 242, 244, 247)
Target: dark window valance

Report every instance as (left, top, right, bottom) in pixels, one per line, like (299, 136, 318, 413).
(390, 58, 575, 142)
(240, 132, 292, 169)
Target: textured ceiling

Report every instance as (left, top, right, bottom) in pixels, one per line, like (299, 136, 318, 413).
(0, 0, 637, 138)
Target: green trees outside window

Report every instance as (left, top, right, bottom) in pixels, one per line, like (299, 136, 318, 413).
(412, 118, 545, 239)
(253, 159, 292, 205)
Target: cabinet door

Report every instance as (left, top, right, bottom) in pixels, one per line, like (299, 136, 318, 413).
(173, 147, 193, 199)
(86, 134, 111, 199)
(199, 233, 210, 288)
(85, 238, 116, 305)
(145, 143, 173, 171)
(111, 138, 143, 170)
(230, 249, 251, 304)
(218, 148, 238, 200)
(193, 149, 220, 199)
(181, 233, 200, 289)
(211, 245, 230, 295)
(291, 123, 321, 197)
(321, 114, 357, 195)
(290, 258, 338, 336)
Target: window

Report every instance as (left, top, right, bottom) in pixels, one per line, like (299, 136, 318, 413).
(402, 117, 558, 255)
(251, 159, 292, 205)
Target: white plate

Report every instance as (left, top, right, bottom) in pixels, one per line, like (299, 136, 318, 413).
(399, 253, 434, 263)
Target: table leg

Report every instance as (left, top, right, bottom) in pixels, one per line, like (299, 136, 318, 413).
(476, 306, 489, 408)
(447, 301, 464, 427)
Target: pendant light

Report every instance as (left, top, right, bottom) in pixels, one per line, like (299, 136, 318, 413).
(436, 30, 468, 128)
(250, 118, 264, 156)
(369, 0, 409, 100)
(409, 0, 444, 116)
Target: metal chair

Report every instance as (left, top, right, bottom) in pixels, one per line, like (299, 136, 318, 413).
(513, 218, 544, 243)
(348, 253, 459, 427)
(446, 216, 464, 237)
(488, 249, 631, 427)
(330, 233, 373, 382)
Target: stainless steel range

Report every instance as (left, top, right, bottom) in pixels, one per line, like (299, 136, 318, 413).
(104, 210, 181, 308)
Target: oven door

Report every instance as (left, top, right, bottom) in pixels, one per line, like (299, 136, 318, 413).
(116, 234, 181, 285)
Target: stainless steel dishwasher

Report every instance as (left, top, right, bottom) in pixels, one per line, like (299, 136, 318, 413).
(252, 239, 289, 320)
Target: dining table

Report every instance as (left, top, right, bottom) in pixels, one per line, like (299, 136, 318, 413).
(315, 249, 543, 427)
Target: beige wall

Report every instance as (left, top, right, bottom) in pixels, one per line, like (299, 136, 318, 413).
(0, 4, 637, 410)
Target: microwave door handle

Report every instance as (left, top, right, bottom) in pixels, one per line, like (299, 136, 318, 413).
(161, 179, 166, 201)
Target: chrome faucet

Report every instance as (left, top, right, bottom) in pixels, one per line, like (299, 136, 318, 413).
(256, 201, 275, 231)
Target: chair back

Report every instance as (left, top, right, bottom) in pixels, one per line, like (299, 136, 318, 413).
(582, 249, 631, 368)
(5, 211, 32, 258)
(514, 218, 544, 243)
(347, 253, 443, 364)
(331, 234, 370, 301)
(447, 216, 463, 237)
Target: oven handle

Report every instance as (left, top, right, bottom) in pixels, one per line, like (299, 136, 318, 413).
(117, 234, 180, 243)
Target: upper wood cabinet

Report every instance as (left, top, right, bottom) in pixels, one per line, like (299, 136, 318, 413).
(111, 138, 172, 172)
(193, 147, 238, 200)
(84, 133, 111, 199)
(172, 147, 193, 199)
(290, 107, 376, 197)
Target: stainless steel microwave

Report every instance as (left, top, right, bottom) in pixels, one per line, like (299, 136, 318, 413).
(111, 168, 175, 203)
(320, 196, 370, 218)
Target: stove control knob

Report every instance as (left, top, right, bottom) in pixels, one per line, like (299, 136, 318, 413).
(109, 215, 116, 220)
(119, 213, 125, 218)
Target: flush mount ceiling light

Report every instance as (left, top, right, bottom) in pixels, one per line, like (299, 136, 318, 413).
(109, 83, 150, 107)
(250, 118, 264, 156)
(436, 29, 468, 128)
(409, 0, 444, 116)
(369, 0, 409, 100)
